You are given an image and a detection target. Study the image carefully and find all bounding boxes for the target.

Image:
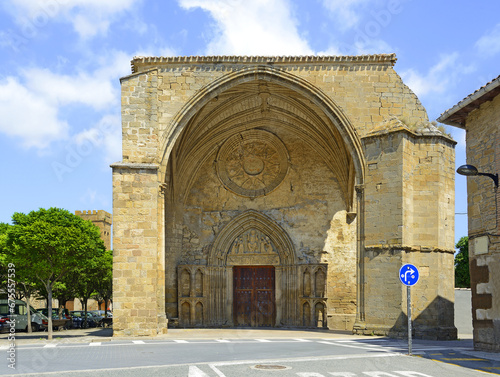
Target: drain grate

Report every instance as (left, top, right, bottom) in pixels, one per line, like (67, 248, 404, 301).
(252, 364, 290, 371)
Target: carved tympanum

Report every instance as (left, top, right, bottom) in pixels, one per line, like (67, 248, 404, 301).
(227, 228, 279, 265)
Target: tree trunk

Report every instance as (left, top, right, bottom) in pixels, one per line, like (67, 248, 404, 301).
(84, 299, 88, 328)
(47, 284, 53, 340)
(26, 293, 32, 333)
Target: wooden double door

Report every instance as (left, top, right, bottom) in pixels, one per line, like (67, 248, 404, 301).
(233, 266, 275, 327)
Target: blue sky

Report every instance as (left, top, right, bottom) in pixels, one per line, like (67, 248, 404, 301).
(1, 0, 499, 246)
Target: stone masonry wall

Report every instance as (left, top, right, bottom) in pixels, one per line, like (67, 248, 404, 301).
(75, 210, 112, 250)
(359, 126, 456, 338)
(149, 60, 428, 161)
(111, 165, 167, 336)
(465, 93, 500, 351)
(113, 56, 455, 336)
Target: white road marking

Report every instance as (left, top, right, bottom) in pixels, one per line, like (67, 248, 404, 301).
(132, 340, 145, 344)
(295, 338, 312, 342)
(209, 364, 227, 377)
(43, 344, 57, 348)
(317, 341, 387, 352)
(188, 366, 209, 376)
(0, 353, 402, 376)
(216, 339, 231, 342)
(255, 339, 271, 342)
(174, 339, 189, 343)
(89, 342, 101, 346)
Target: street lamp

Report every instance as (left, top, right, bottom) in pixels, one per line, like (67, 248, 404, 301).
(457, 164, 498, 188)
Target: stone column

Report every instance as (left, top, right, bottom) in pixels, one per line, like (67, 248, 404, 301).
(354, 184, 365, 328)
(111, 162, 165, 336)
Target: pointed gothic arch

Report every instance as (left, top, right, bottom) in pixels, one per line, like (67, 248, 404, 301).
(159, 65, 365, 211)
(208, 209, 296, 266)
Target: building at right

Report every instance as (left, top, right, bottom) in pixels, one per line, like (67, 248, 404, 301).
(438, 75, 500, 352)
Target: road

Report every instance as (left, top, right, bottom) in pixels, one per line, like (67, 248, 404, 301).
(1, 336, 497, 376)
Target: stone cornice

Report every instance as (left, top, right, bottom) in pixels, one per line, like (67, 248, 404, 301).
(362, 124, 457, 145)
(110, 162, 159, 170)
(364, 244, 455, 254)
(130, 54, 397, 73)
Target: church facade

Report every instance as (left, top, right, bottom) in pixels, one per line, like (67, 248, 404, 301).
(111, 55, 457, 338)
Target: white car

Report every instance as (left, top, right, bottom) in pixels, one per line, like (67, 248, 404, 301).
(0, 299, 48, 332)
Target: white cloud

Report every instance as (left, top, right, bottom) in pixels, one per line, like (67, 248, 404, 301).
(0, 49, 132, 150)
(178, 0, 313, 55)
(319, 37, 393, 56)
(74, 114, 122, 165)
(79, 187, 110, 208)
(321, 0, 372, 31)
(20, 68, 117, 111)
(5, 0, 142, 39)
(0, 77, 68, 148)
(401, 53, 475, 98)
(475, 23, 500, 57)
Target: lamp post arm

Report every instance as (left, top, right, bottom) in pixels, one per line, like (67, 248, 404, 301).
(477, 173, 499, 188)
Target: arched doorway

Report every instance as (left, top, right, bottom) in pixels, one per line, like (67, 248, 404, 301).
(162, 68, 363, 329)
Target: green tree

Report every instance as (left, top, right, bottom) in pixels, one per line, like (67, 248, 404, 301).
(74, 256, 101, 328)
(6, 208, 105, 339)
(1, 222, 41, 332)
(0, 223, 9, 289)
(92, 249, 113, 317)
(455, 236, 470, 288)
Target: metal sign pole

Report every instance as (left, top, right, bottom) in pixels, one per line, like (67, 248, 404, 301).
(407, 284, 412, 355)
(399, 263, 418, 357)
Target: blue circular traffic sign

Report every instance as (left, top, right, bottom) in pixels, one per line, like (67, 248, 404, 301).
(399, 264, 419, 286)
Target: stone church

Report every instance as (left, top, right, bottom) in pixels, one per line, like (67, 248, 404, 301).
(111, 54, 457, 339)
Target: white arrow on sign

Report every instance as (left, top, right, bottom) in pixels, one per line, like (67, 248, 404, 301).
(402, 268, 415, 282)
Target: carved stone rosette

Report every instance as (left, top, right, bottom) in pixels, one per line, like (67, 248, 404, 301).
(216, 130, 289, 198)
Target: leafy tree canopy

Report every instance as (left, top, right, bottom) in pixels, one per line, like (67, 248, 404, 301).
(7, 208, 105, 284)
(455, 236, 470, 288)
(5, 207, 106, 338)
(0, 223, 10, 288)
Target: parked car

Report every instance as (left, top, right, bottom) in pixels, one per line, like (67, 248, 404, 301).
(0, 300, 48, 332)
(90, 310, 112, 318)
(90, 310, 112, 327)
(89, 311, 104, 327)
(69, 311, 83, 328)
(70, 311, 97, 329)
(0, 316, 9, 333)
(39, 308, 73, 330)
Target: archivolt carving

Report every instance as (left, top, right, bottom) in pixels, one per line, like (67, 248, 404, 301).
(160, 66, 366, 210)
(208, 210, 295, 266)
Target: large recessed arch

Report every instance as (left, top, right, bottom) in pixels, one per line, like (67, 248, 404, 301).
(159, 66, 365, 210)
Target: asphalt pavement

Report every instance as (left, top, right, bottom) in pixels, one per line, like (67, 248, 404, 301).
(1, 327, 500, 375)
